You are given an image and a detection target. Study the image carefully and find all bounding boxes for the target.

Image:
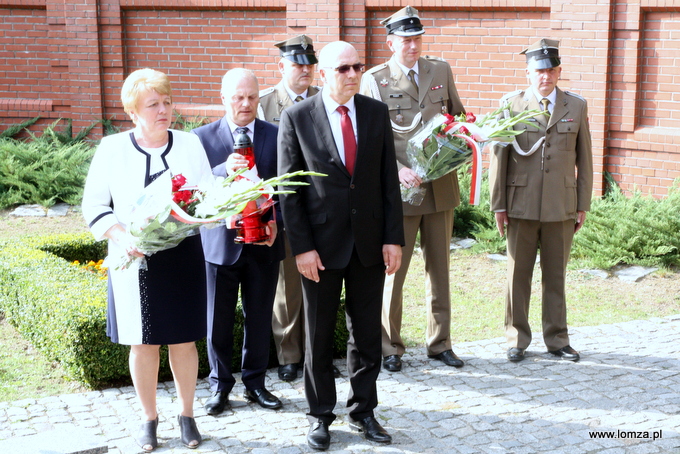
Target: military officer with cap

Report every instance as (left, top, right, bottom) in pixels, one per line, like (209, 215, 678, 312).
(257, 35, 331, 383)
(489, 38, 593, 363)
(258, 35, 320, 124)
(360, 6, 466, 372)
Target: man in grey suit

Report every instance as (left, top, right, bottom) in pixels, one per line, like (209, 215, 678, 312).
(193, 68, 285, 416)
(489, 39, 593, 363)
(278, 41, 404, 451)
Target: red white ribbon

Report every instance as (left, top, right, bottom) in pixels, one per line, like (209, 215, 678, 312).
(445, 122, 485, 206)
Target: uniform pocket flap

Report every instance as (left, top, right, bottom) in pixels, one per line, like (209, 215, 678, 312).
(564, 175, 577, 187)
(508, 174, 527, 187)
(385, 96, 413, 111)
(427, 89, 449, 105)
(556, 122, 577, 133)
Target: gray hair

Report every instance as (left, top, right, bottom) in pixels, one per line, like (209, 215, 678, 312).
(221, 68, 259, 95)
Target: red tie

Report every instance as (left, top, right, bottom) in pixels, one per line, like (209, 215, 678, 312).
(337, 105, 356, 175)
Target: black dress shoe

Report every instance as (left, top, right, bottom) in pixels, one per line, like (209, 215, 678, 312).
(349, 416, 392, 444)
(204, 390, 229, 416)
(507, 347, 526, 362)
(278, 363, 298, 381)
(307, 421, 330, 450)
(428, 349, 464, 367)
(549, 345, 580, 361)
(332, 364, 341, 378)
(382, 354, 402, 372)
(243, 388, 283, 409)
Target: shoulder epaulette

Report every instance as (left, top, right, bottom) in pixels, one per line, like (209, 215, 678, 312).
(259, 87, 276, 97)
(364, 63, 388, 75)
(424, 55, 447, 62)
(500, 89, 523, 103)
(564, 90, 586, 102)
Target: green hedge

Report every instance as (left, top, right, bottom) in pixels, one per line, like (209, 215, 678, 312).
(0, 233, 349, 388)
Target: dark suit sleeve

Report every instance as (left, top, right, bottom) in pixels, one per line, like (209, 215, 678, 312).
(277, 108, 316, 256)
(377, 102, 405, 246)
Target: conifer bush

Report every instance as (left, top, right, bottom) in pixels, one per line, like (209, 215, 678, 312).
(0, 119, 97, 209)
(455, 167, 680, 270)
(570, 181, 680, 269)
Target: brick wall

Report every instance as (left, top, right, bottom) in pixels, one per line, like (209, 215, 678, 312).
(1, 0, 679, 198)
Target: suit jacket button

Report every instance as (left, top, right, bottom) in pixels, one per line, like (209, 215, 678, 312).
(350, 184, 355, 189)
(420, 104, 425, 108)
(545, 168, 550, 173)
(546, 155, 551, 160)
(351, 209, 357, 214)
(546, 142, 550, 147)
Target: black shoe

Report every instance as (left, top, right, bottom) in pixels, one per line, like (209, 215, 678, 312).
(332, 365, 341, 378)
(549, 345, 580, 362)
(307, 421, 330, 450)
(428, 349, 464, 367)
(204, 390, 229, 415)
(349, 416, 392, 444)
(178, 415, 202, 449)
(136, 416, 158, 452)
(507, 347, 526, 362)
(244, 388, 283, 409)
(382, 354, 402, 372)
(278, 363, 298, 381)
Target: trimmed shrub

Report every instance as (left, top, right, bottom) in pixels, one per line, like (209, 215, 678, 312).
(0, 233, 350, 388)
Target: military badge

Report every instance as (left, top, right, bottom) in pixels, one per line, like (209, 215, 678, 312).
(396, 113, 404, 124)
(380, 78, 389, 87)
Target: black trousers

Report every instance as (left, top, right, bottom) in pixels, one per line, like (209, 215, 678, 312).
(205, 253, 279, 393)
(302, 248, 385, 425)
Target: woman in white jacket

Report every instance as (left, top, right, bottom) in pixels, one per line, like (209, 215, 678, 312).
(82, 68, 212, 452)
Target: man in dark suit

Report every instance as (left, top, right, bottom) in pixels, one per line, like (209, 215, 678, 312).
(193, 68, 285, 416)
(278, 41, 405, 451)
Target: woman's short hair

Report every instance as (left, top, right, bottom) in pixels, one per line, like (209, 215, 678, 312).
(121, 68, 172, 115)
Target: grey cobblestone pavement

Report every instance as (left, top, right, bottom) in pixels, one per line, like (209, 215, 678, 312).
(2, 315, 679, 453)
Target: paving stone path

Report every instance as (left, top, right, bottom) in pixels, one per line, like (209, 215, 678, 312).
(2, 315, 679, 453)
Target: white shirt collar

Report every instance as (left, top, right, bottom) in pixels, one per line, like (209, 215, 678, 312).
(284, 83, 308, 103)
(321, 88, 356, 116)
(532, 86, 557, 106)
(226, 118, 256, 136)
(395, 59, 419, 79)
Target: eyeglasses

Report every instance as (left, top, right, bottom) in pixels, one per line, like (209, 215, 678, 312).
(330, 63, 365, 74)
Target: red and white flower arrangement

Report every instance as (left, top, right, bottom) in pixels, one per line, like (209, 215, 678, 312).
(402, 105, 547, 206)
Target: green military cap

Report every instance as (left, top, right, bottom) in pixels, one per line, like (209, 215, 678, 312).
(274, 34, 318, 65)
(521, 38, 561, 69)
(381, 5, 425, 36)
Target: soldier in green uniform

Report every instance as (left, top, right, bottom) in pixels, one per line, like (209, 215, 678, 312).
(489, 39, 593, 363)
(257, 35, 326, 382)
(360, 6, 466, 372)
(257, 35, 319, 124)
